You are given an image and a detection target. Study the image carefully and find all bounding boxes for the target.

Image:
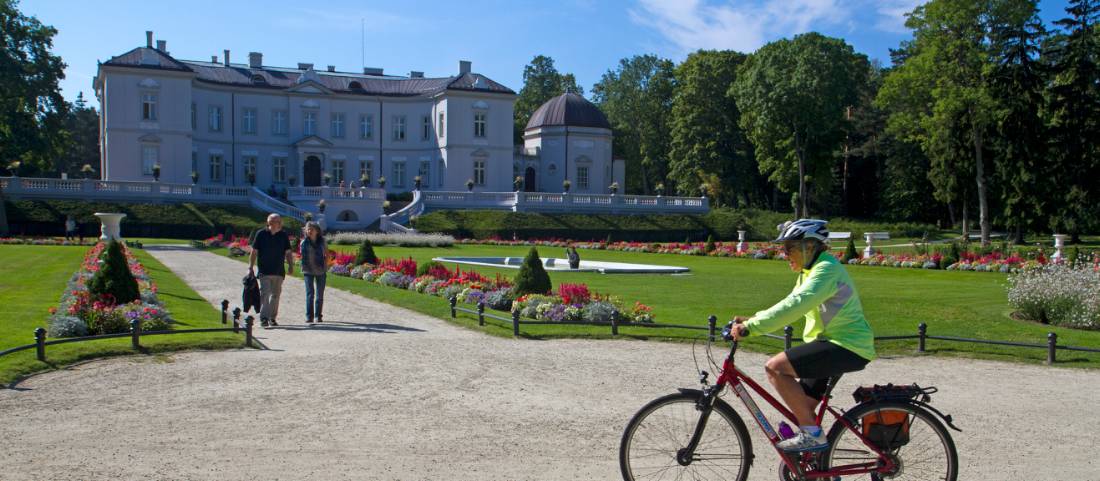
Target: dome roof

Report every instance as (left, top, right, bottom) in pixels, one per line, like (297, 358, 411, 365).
(525, 92, 611, 130)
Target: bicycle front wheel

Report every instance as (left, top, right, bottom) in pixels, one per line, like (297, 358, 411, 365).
(619, 392, 753, 481)
(823, 401, 958, 481)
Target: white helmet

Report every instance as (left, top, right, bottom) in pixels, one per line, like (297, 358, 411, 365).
(774, 219, 829, 243)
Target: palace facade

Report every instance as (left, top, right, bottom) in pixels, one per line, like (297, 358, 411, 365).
(94, 31, 624, 195)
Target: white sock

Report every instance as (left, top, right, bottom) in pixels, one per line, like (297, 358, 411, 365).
(801, 425, 823, 437)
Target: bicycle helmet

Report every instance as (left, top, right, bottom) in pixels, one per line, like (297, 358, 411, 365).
(774, 219, 829, 243)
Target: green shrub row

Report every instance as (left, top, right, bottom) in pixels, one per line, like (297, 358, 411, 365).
(410, 208, 941, 242)
(3, 199, 297, 239)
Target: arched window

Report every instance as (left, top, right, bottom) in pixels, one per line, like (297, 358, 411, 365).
(251, 74, 267, 85)
(348, 81, 363, 91)
(337, 210, 359, 222)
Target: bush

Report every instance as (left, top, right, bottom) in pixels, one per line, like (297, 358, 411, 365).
(583, 301, 617, 323)
(511, 247, 551, 296)
(86, 307, 128, 335)
(87, 241, 140, 305)
(1008, 263, 1100, 329)
(417, 260, 445, 277)
(484, 289, 513, 311)
(355, 239, 379, 266)
(704, 235, 716, 253)
(49, 314, 88, 338)
(843, 237, 859, 262)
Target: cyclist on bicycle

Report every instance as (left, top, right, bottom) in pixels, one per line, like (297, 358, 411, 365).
(728, 219, 875, 453)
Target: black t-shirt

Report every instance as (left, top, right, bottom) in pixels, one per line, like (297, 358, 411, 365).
(252, 229, 291, 276)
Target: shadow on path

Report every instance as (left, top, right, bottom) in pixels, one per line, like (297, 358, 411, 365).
(263, 321, 427, 334)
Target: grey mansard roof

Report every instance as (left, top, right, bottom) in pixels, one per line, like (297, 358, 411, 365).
(525, 92, 611, 130)
(102, 47, 515, 97)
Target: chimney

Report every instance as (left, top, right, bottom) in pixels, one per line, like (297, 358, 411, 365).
(145, 31, 153, 48)
(298, 62, 314, 70)
(327, 65, 335, 72)
(223, 49, 231, 67)
(211, 55, 218, 63)
(249, 52, 262, 69)
(409, 71, 424, 78)
(459, 60, 472, 75)
(363, 67, 383, 76)
(156, 40, 166, 53)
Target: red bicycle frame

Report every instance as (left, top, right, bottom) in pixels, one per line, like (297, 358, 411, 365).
(714, 353, 897, 478)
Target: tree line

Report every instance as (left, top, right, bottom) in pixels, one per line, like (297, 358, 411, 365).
(514, 0, 1099, 244)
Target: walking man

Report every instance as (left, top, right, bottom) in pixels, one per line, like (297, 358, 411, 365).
(249, 213, 294, 327)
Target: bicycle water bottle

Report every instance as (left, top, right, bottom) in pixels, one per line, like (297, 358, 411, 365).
(777, 421, 796, 440)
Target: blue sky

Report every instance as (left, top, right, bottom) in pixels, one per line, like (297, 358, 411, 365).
(22, 0, 1073, 103)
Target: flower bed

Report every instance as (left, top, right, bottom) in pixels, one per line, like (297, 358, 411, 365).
(47, 242, 173, 337)
(457, 237, 1083, 273)
(1008, 262, 1100, 330)
(325, 254, 656, 323)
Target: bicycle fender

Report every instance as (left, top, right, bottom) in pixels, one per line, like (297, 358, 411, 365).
(910, 400, 963, 432)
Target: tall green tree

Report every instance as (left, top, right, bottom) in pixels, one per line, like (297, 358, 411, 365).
(989, 1, 1050, 242)
(878, 0, 1005, 245)
(591, 55, 676, 194)
(0, 0, 68, 175)
(60, 92, 100, 178)
(668, 50, 757, 207)
(513, 55, 583, 144)
(1044, 0, 1100, 241)
(732, 32, 869, 218)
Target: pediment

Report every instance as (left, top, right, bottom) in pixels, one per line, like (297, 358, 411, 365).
(294, 135, 333, 147)
(288, 80, 331, 95)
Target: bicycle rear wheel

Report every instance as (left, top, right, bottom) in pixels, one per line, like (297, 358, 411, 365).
(822, 401, 958, 481)
(619, 392, 753, 481)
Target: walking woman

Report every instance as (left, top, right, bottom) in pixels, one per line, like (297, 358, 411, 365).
(300, 221, 328, 324)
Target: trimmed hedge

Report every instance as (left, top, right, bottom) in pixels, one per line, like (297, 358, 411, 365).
(411, 208, 940, 242)
(3, 199, 298, 239)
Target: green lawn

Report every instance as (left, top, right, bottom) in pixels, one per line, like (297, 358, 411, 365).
(0, 245, 246, 384)
(221, 243, 1100, 367)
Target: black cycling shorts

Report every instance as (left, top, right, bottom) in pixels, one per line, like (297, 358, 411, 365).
(786, 340, 869, 400)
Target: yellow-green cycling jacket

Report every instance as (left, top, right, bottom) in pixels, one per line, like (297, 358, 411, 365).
(743, 252, 876, 361)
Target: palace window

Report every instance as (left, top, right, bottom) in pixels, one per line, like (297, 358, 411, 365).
(303, 111, 317, 136)
(191, 151, 198, 173)
(243, 156, 257, 179)
(209, 154, 223, 182)
(141, 145, 157, 175)
(273, 156, 287, 182)
(272, 110, 287, 135)
(438, 112, 445, 137)
(359, 161, 371, 180)
(392, 115, 406, 141)
(393, 162, 406, 187)
(209, 106, 222, 132)
(577, 166, 589, 190)
(473, 112, 486, 138)
(333, 159, 346, 184)
(422, 115, 431, 140)
(242, 108, 257, 134)
(473, 159, 486, 186)
(419, 160, 430, 187)
(331, 113, 346, 138)
(359, 114, 373, 139)
(141, 93, 157, 121)
(438, 160, 445, 187)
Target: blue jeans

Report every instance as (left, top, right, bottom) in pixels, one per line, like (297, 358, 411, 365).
(304, 273, 326, 320)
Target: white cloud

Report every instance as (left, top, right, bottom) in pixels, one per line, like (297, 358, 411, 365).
(631, 0, 919, 55)
(630, 0, 847, 54)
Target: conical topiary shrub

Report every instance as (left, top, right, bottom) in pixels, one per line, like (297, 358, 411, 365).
(511, 247, 551, 296)
(704, 234, 717, 253)
(87, 240, 140, 305)
(843, 237, 858, 262)
(355, 238, 379, 266)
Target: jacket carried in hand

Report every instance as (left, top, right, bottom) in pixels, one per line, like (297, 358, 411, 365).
(242, 272, 261, 313)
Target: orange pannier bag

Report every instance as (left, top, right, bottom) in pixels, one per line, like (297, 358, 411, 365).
(862, 410, 911, 450)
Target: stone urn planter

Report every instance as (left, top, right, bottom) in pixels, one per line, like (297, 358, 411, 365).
(94, 212, 126, 241)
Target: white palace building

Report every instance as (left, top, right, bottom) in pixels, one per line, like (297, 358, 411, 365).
(2, 31, 707, 230)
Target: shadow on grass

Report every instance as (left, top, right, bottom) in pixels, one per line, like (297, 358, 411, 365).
(265, 321, 426, 334)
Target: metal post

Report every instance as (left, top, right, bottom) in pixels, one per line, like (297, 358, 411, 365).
(784, 325, 793, 350)
(611, 310, 619, 336)
(707, 315, 717, 342)
(233, 307, 241, 326)
(34, 327, 46, 362)
(918, 323, 927, 353)
(1047, 332, 1057, 364)
(245, 316, 254, 348)
(511, 309, 520, 337)
(221, 299, 229, 324)
(130, 319, 141, 349)
(450, 297, 457, 318)
(477, 301, 485, 326)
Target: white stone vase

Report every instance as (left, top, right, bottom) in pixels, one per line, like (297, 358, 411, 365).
(94, 212, 126, 241)
(736, 230, 747, 253)
(1052, 234, 1069, 262)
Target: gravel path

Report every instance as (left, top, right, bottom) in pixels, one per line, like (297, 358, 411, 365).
(1, 246, 1097, 480)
